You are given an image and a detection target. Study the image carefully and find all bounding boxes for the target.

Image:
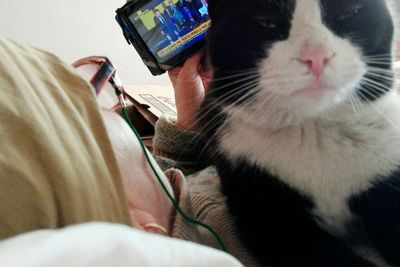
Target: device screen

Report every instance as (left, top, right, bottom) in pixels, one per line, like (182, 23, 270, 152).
(128, 0, 210, 64)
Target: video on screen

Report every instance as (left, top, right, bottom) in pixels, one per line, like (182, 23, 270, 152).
(128, 0, 210, 63)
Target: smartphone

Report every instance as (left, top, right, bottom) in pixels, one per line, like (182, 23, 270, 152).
(116, 0, 210, 76)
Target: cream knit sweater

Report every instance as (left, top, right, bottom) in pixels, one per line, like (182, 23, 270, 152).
(153, 116, 260, 267)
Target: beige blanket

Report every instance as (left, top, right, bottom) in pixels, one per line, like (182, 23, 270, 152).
(0, 37, 131, 240)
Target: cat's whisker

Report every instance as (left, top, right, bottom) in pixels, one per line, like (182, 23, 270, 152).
(363, 53, 392, 56)
(175, 82, 257, 137)
(197, 120, 224, 153)
(360, 78, 391, 94)
(200, 79, 260, 112)
(353, 93, 366, 114)
(367, 67, 396, 75)
(228, 94, 284, 145)
(229, 85, 262, 107)
(171, 77, 259, 125)
(381, 179, 400, 193)
(362, 53, 393, 59)
(243, 92, 281, 126)
(348, 95, 361, 118)
(347, 93, 367, 118)
(359, 83, 389, 96)
(197, 81, 261, 131)
(358, 87, 400, 132)
(367, 69, 394, 76)
(210, 74, 260, 93)
(197, 118, 232, 161)
(362, 58, 394, 65)
(362, 57, 393, 61)
(361, 76, 391, 87)
(211, 71, 261, 82)
(231, 92, 268, 123)
(222, 67, 260, 75)
(257, 89, 282, 108)
(176, 88, 250, 160)
(364, 62, 393, 66)
(206, 84, 263, 126)
(365, 72, 394, 83)
(347, 35, 367, 46)
(363, 57, 393, 61)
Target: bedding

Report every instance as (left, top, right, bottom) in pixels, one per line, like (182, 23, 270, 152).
(0, 37, 131, 240)
(0, 222, 243, 267)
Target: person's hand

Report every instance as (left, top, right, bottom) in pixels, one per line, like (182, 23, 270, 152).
(168, 52, 212, 131)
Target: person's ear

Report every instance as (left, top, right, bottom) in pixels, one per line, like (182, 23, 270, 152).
(129, 209, 168, 235)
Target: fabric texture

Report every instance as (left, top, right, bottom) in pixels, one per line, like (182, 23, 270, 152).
(152, 115, 206, 173)
(0, 222, 244, 267)
(0, 37, 131, 240)
(154, 116, 260, 267)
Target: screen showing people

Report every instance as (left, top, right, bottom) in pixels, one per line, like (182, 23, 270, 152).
(129, 0, 210, 63)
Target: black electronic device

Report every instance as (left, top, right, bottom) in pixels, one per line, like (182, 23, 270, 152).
(116, 0, 210, 75)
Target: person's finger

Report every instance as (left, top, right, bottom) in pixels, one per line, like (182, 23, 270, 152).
(179, 52, 204, 78)
(168, 51, 206, 83)
(178, 52, 204, 81)
(168, 66, 181, 85)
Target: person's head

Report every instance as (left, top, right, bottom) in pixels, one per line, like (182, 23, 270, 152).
(154, 10, 162, 17)
(101, 109, 174, 235)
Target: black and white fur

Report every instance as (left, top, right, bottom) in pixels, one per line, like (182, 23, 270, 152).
(199, 0, 400, 266)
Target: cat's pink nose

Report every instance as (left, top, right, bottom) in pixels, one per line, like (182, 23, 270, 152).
(298, 48, 334, 78)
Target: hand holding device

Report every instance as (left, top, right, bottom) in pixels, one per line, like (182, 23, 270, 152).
(168, 52, 212, 131)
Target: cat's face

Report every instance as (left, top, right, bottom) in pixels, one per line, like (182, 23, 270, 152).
(205, 0, 396, 128)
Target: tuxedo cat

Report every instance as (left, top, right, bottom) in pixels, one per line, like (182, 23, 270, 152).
(199, 0, 400, 266)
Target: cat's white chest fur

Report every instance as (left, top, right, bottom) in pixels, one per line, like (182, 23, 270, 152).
(218, 91, 400, 235)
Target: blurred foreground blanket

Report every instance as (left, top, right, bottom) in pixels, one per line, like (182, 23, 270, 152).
(0, 222, 243, 267)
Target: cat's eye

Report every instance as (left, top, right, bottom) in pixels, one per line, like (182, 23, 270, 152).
(254, 18, 278, 30)
(337, 4, 363, 21)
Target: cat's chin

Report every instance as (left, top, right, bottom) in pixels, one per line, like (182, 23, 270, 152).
(224, 104, 313, 130)
(290, 81, 328, 99)
(224, 90, 349, 130)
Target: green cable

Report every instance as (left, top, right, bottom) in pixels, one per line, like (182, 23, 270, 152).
(117, 91, 227, 252)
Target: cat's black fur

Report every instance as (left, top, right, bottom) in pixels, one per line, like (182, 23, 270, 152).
(199, 0, 399, 266)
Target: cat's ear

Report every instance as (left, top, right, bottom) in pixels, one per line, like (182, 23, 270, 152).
(207, 0, 224, 20)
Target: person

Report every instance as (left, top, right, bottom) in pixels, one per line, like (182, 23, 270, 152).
(183, 0, 202, 23)
(175, 0, 188, 14)
(175, 0, 196, 28)
(0, 37, 258, 267)
(165, 0, 186, 31)
(153, 9, 179, 44)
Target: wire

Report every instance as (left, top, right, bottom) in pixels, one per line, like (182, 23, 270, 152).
(116, 90, 227, 252)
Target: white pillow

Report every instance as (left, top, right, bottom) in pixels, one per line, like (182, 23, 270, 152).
(0, 222, 243, 267)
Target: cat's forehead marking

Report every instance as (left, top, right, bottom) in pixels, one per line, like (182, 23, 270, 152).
(292, 0, 322, 22)
(288, 0, 328, 47)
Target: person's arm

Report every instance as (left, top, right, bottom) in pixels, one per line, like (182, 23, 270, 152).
(152, 53, 212, 173)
